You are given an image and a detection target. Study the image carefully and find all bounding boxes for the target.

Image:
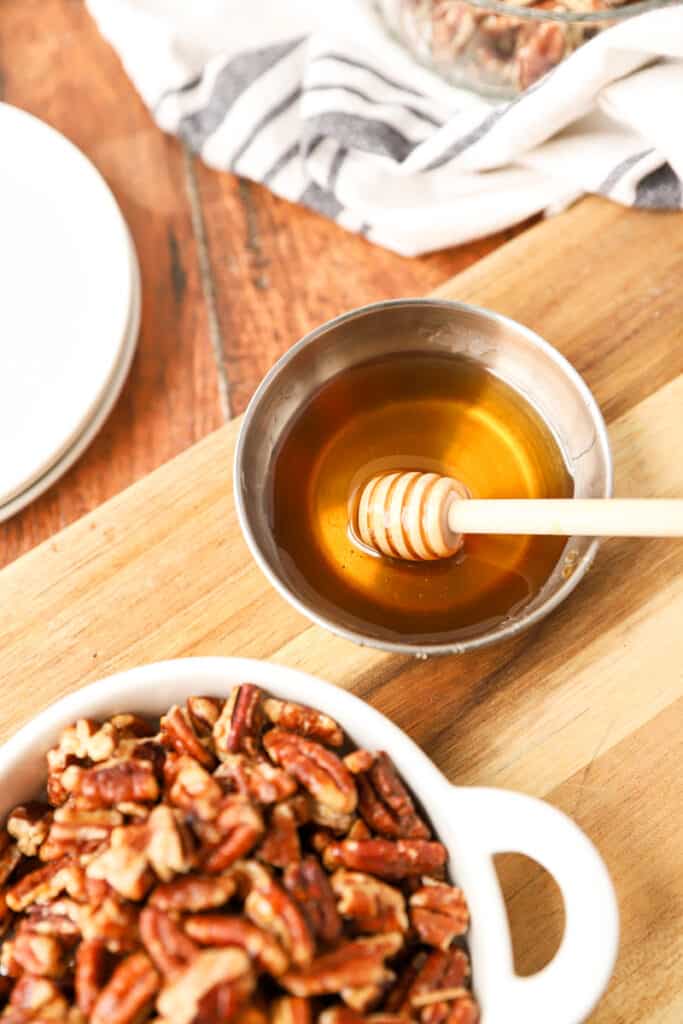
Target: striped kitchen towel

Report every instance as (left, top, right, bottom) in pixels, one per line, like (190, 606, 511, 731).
(86, 0, 683, 256)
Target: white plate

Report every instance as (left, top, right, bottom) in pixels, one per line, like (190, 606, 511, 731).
(0, 104, 134, 505)
(0, 235, 140, 524)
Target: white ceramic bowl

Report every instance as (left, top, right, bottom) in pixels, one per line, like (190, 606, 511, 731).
(0, 658, 619, 1023)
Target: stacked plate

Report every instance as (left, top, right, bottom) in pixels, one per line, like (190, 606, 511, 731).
(0, 103, 140, 524)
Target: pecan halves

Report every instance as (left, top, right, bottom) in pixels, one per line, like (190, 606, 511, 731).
(4, 974, 69, 1022)
(213, 685, 264, 759)
(331, 870, 408, 935)
(9, 930, 64, 978)
(409, 880, 469, 950)
(241, 862, 314, 968)
(283, 856, 342, 945)
(149, 871, 236, 914)
(187, 697, 224, 737)
(214, 754, 297, 805)
(61, 758, 159, 808)
(263, 730, 357, 815)
(7, 804, 52, 857)
(140, 907, 199, 978)
(156, 948, 254, 1024)
(323, 839, 447, 881)
(271, 996, 312, 1024)
(262, 698, 344, 748)
(406, 949, 472, 1024)
(347, 752, 430, 840)
(75, 939, 108, 1016)
(40, 805, 123, 862)
(160, 706, 216, 770)
(281, 933, 403, 997)
(185, 914, 289, 975)
(201, 797, 264, 873)
(7, 856, 85, 911)
(90, 951, 160, 1024)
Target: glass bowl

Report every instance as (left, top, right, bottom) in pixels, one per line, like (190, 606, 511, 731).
(377, 0, 676, 98)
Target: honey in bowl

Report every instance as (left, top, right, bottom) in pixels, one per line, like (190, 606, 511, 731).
(271, 352, 573, 645)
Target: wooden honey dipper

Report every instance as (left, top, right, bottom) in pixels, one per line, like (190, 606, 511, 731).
(354, 471, 683, 561)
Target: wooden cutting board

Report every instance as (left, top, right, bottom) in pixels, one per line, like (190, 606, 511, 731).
(1, 197, 682, 1021)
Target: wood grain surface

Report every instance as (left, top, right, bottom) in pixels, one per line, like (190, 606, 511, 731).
(1, 196, 681, 1021)
(0, 0, 523, 568)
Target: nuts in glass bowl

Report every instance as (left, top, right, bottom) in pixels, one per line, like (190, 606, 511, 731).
(0, 686, 479, 1024)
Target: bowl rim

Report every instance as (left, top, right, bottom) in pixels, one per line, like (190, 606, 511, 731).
(234, 297, 614, 656)
(392, 0, 680, 26)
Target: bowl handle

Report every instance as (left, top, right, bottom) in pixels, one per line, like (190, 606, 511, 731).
(450, 786, 619, 1023)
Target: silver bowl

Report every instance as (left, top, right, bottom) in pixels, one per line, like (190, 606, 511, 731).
(234, 299, 612, 656)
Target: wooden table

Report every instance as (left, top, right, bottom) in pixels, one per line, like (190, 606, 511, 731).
(0, 0, 524, 569)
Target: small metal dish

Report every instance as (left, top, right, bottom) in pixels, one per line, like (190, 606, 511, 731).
(234, 299, 612, 656)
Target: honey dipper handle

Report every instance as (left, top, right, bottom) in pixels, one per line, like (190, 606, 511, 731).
(448, 499, 683, 537)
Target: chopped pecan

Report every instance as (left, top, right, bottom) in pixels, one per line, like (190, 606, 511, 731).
(271, 996, 311, 1024)
(214, 754, 297, 805)
(61, 758, 159, 808)
(405, 949, 471, 1024)
(349, 753, 430, 840)
(80, 895, 139, 953)
(262, 698, 343, 747)
(201, 797, 263, 873)
(166, 755, 223, 823)
(149, 871, 236, 913)
(263, 730, 357, 815)
(7, 805, 52, 858)
(331, 870, 408, 935)
(281, 933, 402, 997)
(7, 856, 85, 911)
(75, 939, 108, 1016)
(90, 951, 160, 1024)
(140, 907, 199, 978)
(187, 697, 224, 737)
(213, 685, 264, 759)
(4, 974, 68, 1021)
(409, 880, 469, 950)
(10, 930, 64, 977)
(257, 804, 301, 869)
(323, 839, 446, 881)
(146, 806, 195, 882)
(283, 856, 342, 944)
(241, 862, 314, 968)
(0, 833, 22, 886)
(156, 948, 253, 1024)
(185, 914, 289, 975)
(160, 706, 216, 770)
(86, 825, 153, 901)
